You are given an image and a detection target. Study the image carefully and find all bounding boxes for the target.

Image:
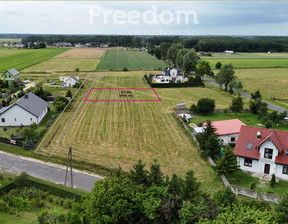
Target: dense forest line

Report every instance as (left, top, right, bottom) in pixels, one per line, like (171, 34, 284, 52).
(17, 34, 288, 52)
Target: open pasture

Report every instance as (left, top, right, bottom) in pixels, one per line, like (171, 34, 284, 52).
(23, 58, 100, 72)
(0, 48, 69, 72)
(235, 68, 288, 108)
(35, 71, 239, 193)
(202, 53, 288, 68)
(54, 48, 105, 59)
(97, 50, 167, 71)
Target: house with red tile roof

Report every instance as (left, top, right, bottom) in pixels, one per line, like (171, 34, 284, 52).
(204, 119, 246, 146)
(234, 126, 288, 180)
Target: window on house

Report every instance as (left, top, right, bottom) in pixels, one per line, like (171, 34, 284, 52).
(244, 158, 252, 167)
(14, 118, 16, 121)
(30, 118, 32, 121)
(1, 118, 5, 122)
(283, 166, 288, 175)
(231, 137, 236, 142)
(264, 148, 273, 159)
(286, 149, 288, 157)
(246, 142, 253, 150)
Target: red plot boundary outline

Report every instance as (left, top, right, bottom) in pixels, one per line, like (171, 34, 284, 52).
(84, 88, 161, 102)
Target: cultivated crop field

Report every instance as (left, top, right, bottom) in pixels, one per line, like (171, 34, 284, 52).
(54, 48, 105, 59)
(97, 50, 167, 71)
(0, 48, 69, 72)
(202, 53, 288, 68)
(23, 58, 100, 72)
(235, 68, 288, 108)
(35, 71, 239, 193)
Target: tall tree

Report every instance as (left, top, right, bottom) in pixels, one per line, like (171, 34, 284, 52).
(182, 48, 198, 74)
(148, 159, 164, 186)
(182, 170, 200, 201)
(130, 159, 149, 186)
(167, 43, 184, 64)
(176, 48, 189, 68)
(196, 61, 211, 77)
(215, 63, 236, 91)
(160, 42, 172, 60)
(215, 146, 238, 175)
(230, 95, 244, 116)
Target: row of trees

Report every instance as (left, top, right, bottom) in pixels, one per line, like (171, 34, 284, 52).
(21, 35, 288, 52)
(34, 160, 288, 223)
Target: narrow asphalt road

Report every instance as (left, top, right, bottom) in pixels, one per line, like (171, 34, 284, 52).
(0, 151, 102, 191)
(203, 77, 287, 113)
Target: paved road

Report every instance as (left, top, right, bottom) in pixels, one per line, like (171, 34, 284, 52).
(203, 77, 287, 113)
(0, 151, 102, 191)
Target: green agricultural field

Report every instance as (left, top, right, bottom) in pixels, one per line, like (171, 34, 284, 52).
(97, 50, 167, 71)
(35, 71, 238, 194)
(23, 58, 100, 72)
(0, 48, 69, 72)
(235, 68, 288, 109)
(202, 52, 288, 68)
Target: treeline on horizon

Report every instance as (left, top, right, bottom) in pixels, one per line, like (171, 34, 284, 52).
(2, 33, 288, 52)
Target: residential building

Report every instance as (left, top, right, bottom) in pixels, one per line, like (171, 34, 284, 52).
(155, 66, 185, 83)
(204, 119, 246, 146)
(234, 126, 288, 180)
(0, 92, 48, 126)
(61, 75, 79, 87)
(2, 68, 20, 83)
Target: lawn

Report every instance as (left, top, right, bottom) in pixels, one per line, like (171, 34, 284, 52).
(204, 58, 288, 68)
(0, 48, 69, 72)
(23, 58, 100, 72)
(34, 71, 236, 194)
(97, 50, 167, 71)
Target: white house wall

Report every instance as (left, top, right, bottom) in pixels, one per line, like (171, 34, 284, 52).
(0, 105, 38, 126)
(37, 107, 48, 124)
(258, 140, 279, 175)
(219, 133, 239, 146)
(275, 164, 288, 180)
(238, 157, 259, 172)
(64, 79, 76, 87)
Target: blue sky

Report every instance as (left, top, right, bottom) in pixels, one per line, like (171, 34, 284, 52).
(0, 1, 287, 36)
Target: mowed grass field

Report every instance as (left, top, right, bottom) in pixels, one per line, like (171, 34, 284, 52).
(235, 68, 288, 108)
(202, 53, 288, 68)
(54, 48, 105, 59)
(23, 58, 100, 72)
(0, 48, 69, 72)
(36, 71, 238, 193)
(97, 50, 167, 71)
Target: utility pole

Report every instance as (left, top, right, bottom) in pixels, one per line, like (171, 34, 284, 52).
(268, 83, 271, 101)
(64, 147, 73, 188)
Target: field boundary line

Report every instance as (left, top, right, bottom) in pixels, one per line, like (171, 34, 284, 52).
(34, 73, 103, 157)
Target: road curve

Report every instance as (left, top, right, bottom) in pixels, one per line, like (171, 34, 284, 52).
(203, 77, 287, 113)
(0, 151, 103, 191)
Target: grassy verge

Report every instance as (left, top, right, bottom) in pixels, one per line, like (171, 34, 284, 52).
(226, 170, 259, 189)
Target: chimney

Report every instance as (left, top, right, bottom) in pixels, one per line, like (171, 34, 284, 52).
(25, 94, 28, 99)
(257, 131, 261, 139)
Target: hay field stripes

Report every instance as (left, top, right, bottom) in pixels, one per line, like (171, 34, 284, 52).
(35, 73, 104, 157)
(54, 48, 106, 59)
(84, 88, 161, 102)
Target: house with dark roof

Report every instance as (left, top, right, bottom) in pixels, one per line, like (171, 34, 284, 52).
(0, 92, 48, 126)
(204, 119, 246, 146)
(61, 75, 79, 87)
(2, 68, 20, 83)
(155, 66, 185, 83)
(234, 126, 288, 180)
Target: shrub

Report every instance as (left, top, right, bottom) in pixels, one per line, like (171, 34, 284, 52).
(123, 67, 129, 71)
(75, 68, 79, 72)
(270, 174, 276, 188)
(194, 98, 215, 115)
(14, 172, 29, 188)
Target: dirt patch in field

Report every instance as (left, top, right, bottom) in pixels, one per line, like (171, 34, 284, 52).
(54, 48, 106, 59)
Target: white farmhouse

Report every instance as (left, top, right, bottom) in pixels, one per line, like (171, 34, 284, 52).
(0, 92, 48, 127)
(155, 67, 185, 83)
(235, 126, 288, 180)
(61, 76, 79, 87)
(224, 50, 234, 55)
(204, 119, 246, 146)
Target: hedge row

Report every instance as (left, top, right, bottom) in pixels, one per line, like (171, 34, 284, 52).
(144, 75, 204, 88)
(0, 182, 15, 196)
(24, 177, 86, 201)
